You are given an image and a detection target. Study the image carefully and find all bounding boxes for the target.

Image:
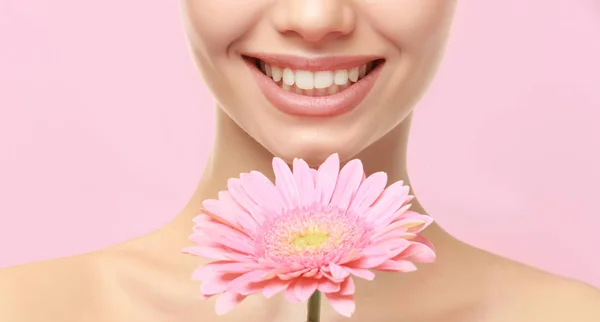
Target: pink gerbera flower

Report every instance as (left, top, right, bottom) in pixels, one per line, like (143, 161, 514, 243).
(183, 153, 435, 317)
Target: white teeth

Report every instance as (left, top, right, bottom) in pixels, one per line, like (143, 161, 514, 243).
(314, 71, 334, 89)
(348, 67, 359, 82)
(259, 60, 375, 95)
(295, 70, 314, 90)
(271, 66, 282, 82)
(333, 70, 348, 85)
(282, 68, 295, 85)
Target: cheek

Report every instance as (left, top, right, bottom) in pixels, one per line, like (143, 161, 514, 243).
(180, 0, 263, 57)
(362, 0, 456, 49)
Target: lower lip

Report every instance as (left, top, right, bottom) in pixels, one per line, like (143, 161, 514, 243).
(245, 59, 384, 117)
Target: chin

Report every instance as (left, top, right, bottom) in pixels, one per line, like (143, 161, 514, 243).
(264, 133, 365, 167)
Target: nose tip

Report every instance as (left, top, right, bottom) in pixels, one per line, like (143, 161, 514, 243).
(272, 0, 356, 43)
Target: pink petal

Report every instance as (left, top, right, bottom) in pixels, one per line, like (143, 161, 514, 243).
(339, 277, 355, 296)
(348, 171, 388, 216)
(321, 271, 344, 283)
(329, 262, 350, 280)
(215, 236, 256, 256)
(314, 153, 340, 207)
(310, 169, 318, 184)
(317, 278, 341, 293)
(345, 267, 375, 280)
(222, 251, 255, 262)
(293, 158, 316, 208)
(272, 157, 301, 210)
(365, 181, 410, 226)
(347, 255, 389, 269)
(393, 213, 434, 233)
(371, 215, 414, 240)
(262, 279, 291, 298)
(396, 241, 436, 263)
(228, 270, 273, 293)
(185, 239, 250, 262)
(361, 238, 410, 257)
(386, 201, 415, 224)
(410, 234, 435, 249)
(239, 171, 284, 217)
(202, 198, 241, 230)
(277, 268, 310, 280)
(302, 268, 319, 278)
(200, 261, 261, 274)
(372, 230, 417, 245)
(391, 206, 416, 221)
(231, 215, 259, 238)
(228, 178, 267, 224)
(187, 230, 214, 244)
(192, 214, 212, 224)
(215, 292, 246, 315)
(195, 223, 255, 255)
(284, 280, 303, 304)
(325, 292, 356, 317)
(236, 280, 272, 296)
(349, 242, 411, 269)
(292, 278, 319, 302)
(329, 159, 364, 212)
(338, 249, 360, 264)
(193, 265, 219, 281)
(201, 272, 240, 295)
(374, 259, 418, 272)
(197, 223, 251, 245)
(218, 191, 259, 235)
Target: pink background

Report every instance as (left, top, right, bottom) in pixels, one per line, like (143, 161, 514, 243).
(1, 1, 599, 286)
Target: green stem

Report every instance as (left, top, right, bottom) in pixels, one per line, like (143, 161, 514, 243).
(306, 291, 321, 322)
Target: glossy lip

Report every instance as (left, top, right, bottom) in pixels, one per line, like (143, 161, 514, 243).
(243, 55, 385, 117)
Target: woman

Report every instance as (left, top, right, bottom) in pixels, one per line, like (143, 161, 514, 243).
(1, 1, 599, 321)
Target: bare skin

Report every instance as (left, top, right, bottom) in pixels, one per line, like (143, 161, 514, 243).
(2, 0, 599, 320)
(1, 113, 599, 321)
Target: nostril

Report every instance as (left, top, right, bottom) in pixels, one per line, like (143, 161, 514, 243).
(271, 1, 356, 43)
(279, 28, 351, 44)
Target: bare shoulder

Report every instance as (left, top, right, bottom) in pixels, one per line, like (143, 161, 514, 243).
(0, 240, 210, 322)
(532, 277, 600, 321)
(488, 265, 600, 322)
(0, 254, 103, 321)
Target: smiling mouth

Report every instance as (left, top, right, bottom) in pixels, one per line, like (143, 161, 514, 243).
(244, 56, 384, 97)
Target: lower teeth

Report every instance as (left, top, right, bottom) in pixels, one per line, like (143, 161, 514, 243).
(279, 82, 350, 96)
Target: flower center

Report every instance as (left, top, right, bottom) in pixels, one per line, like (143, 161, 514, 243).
(292, 228, 330, 249)
(258, 207, 372, 266)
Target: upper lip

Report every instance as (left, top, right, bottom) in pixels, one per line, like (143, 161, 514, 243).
(242, 53, 383, 71)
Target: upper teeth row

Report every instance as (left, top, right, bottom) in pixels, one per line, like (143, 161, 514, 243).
(259, 61, 371, 90)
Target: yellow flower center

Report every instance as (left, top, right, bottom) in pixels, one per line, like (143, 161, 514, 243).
(292, 227, 330, 249)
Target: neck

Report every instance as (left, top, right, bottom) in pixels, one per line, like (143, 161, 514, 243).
(144, 108, 482, 318)
(161, 107, 457, 253)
